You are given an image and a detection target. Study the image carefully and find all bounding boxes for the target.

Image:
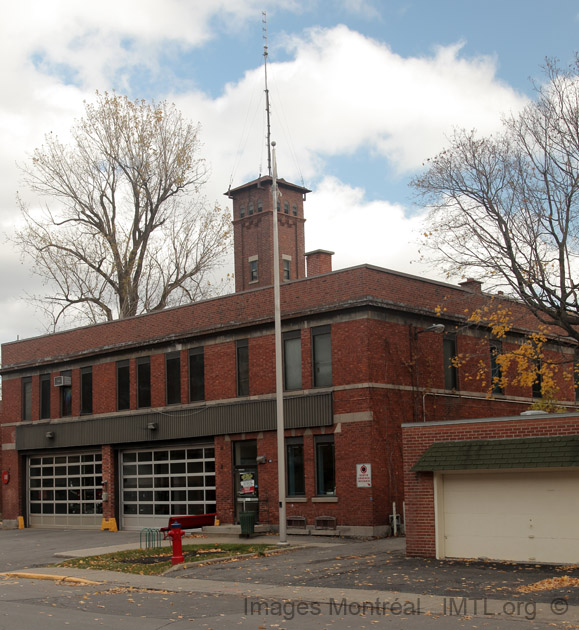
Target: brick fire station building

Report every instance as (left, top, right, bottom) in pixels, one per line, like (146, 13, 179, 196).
(1, 175, 577, 534)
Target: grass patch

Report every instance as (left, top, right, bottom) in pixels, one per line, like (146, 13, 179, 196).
(57, 543, 276, 576)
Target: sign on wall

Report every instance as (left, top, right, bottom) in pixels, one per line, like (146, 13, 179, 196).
(356, 464, 372, 488)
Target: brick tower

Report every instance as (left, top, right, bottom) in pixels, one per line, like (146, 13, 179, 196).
(227, 176, 310, 293)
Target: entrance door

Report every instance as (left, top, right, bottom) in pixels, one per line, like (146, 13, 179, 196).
(233, 440, 258, 522)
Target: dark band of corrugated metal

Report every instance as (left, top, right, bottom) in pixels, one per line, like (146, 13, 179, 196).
(15, 393, 333, 451)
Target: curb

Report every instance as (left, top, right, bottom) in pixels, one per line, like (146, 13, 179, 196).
(163, 544, 303, 575)
(1, 572, 102, 585)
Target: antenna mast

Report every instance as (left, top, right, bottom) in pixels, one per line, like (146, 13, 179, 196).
(263, 11, 272, 176)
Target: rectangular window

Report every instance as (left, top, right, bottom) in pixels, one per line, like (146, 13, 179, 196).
(189, 348, 205, 402)
(80, 367, 93, 415)
(315, 435, 336, 496)
(443, 336, 458, 390)
(237, 339, 249, 397)
(117, 360, 130, 410)
(283, 331, 302, 391)
(60, 370, 72, 417)
(490, 340, 503, 394)
(283, 200, 289, 214)
(249, 259, 258, 283)
(137, 357, 151, 408)
(40, 374, 51, 419)
(283, 258, 291, 281)
(22, 377, 32, 421)
(312, 326, 332, 387)
(286, 438, 305, 496)
(166, 352, 181, 405)
(532, 360, 542, 398)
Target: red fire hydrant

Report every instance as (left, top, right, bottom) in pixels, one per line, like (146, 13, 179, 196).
(167, 521, 185, 565)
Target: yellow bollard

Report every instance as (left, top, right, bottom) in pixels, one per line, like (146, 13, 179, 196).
(17, 516, 25, 529)
(100, 517, 118, 532)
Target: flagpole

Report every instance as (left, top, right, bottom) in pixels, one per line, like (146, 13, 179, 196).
(271, 141, 288, 545)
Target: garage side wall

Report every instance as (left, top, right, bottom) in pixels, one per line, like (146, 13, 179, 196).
(403, 414, 579, 558)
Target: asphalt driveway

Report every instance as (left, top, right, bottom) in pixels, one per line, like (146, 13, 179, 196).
(170, 537, 579, 604)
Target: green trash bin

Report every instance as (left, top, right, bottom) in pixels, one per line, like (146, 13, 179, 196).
(239, 511, 256, 537)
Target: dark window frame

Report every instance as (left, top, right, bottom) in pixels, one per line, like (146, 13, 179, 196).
(283, 330, 302, 391)
(237, 339, 250, 397)
(315, 434, 336, 496)
(22, 377, 32, 421)
(166, 351, 181, 405)
(189, 347, 205, 402)
(312, 325, 332, 388)
(532, 359, 543, 398)
(249, 259, 258, 283)
(80, 366, 93, 415)
(443, 335, 458, 391)
(40, 374, 51, 420)
(137, 356, 151, 408)
(117, 360, 131, 411)
(489, 340, 503, 395)
(60, 369, 72, 417)
(286, 437, 305, 497)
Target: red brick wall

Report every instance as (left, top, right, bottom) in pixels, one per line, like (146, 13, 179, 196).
(2, 266, 570, 373)
(403, 414, 579, 557)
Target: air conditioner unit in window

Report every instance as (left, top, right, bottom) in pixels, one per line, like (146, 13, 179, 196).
(54, 376, 72, 387)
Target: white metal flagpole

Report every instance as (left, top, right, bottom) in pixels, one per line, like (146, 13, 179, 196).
(271, 141, 288, 545)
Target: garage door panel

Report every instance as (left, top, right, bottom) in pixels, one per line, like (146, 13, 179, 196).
(444, 513, 530, 538)
(441, 471, 579, 563)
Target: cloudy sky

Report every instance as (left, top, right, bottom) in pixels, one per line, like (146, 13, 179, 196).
(1, 0, 578, 348)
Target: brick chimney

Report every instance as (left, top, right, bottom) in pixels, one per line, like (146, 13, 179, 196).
(305, 250, 334, 277)
(459, 278, 483, 294)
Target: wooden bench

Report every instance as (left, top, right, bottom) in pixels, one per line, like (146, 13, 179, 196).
(160, 513, 216, 538)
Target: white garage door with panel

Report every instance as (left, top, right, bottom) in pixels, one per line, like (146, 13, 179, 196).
(438, 470, 579, 563)
(412, 435, 579, 564)
(121, 443, 216, 531)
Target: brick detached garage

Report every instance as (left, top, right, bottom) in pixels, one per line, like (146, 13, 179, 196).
(403, 412, 579, 564)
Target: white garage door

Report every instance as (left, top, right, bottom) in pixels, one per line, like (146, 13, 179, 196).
(440, 470, 579, 563)
(28, 452, 103, 529)
(121, 444, 216, 531)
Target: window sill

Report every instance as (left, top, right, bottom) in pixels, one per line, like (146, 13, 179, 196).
(312, 496, 338, 503)
(287, 497, 307, 503)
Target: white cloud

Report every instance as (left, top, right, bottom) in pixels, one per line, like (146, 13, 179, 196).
(0, 6, 532, 342)
(305, 176, 427, 274)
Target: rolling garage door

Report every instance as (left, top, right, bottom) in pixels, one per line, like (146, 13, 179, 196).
(28, 452, 103, 529)
(120, 444, 216, 531)
(439, 470, 579, 563)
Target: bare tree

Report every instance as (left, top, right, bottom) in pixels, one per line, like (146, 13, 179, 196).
(14, 92, 231, 329)
(412, 56, 579, 343)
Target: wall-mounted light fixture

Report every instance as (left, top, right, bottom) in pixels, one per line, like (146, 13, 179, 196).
(45, 431, 55, 439)
(414, 323, 445, 339)
(147, 422, 158, 431)
(256, 455, 266, 464)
